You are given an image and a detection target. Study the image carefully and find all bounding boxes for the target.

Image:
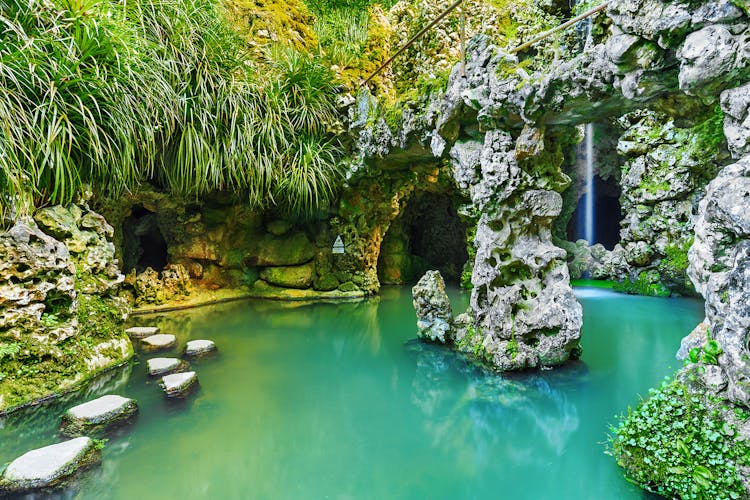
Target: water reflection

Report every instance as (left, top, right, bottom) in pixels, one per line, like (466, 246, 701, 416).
(406, 340, 584, 464)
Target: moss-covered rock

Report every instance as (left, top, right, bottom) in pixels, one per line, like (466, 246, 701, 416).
(259, 263, 315, 289)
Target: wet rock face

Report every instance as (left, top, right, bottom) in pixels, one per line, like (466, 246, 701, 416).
(412, 271, 453, 343)
(689, 157, 750, 408)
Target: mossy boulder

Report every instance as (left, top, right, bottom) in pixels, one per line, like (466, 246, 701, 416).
(250, 232, 316, 266)
(259, 263, 314, 289)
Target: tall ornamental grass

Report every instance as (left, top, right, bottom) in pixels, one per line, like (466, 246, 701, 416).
(0, 0, 343, 221)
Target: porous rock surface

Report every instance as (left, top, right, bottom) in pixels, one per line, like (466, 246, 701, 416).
(412, 271, 453, 343)
(0, 437, 101, 493)
(0, 203, 132, 412)
(689, 157, 750, 408)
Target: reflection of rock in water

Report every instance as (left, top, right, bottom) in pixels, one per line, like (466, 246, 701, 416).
(405, 341, 586, 463)
(0, 363, 134, 461)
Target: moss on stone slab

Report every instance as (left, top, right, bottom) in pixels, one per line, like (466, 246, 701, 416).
(259, 263, 315, 289)
(613, 271, 671, 298)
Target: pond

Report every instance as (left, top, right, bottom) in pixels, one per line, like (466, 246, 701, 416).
(0, 286, 704, 499)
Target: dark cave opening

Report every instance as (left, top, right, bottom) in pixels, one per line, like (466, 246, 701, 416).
(567, 175, 623, 250)
(379, 192, 468, 285)
(122, 205, 168, 273)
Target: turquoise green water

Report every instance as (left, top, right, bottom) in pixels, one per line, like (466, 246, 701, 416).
(0, 287, 704, 499)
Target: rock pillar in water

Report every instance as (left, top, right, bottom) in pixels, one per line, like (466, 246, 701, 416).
(412, 271, 454, 343)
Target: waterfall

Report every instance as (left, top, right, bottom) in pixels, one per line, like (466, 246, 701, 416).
(584, 123, 595, 245)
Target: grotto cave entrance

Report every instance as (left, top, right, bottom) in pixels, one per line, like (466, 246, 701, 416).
(378, 192, 469, 285)
(122, 205, 168, 273)
(567, 175, 622, 250)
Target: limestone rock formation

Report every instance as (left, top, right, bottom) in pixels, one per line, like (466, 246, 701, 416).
(412, 271, 453, 343)
(0, 204, 132, 412)
(0, 437, 101, 493)
(689, 157, 750, 408)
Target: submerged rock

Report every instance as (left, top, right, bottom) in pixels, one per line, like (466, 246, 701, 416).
(147, 357, 189, 376)
(125, 326, 159, 339)
(60, 395, 138, 437)
(161, 371, 198, 398)
(412, 271, 453, 343)
(0, 437, 101, 493)
(141, 334, 177, 351)
(184, 340, 217, 357)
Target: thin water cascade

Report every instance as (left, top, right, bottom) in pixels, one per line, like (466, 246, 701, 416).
(584, 123, 595, 244)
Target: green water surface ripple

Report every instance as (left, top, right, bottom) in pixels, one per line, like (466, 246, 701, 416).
(0, 286, 704, 499)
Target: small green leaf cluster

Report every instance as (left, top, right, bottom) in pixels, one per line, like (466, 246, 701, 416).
(613, 270, 670, 297)
(610, 377, 750, 499)
(688, 340, 723, 366)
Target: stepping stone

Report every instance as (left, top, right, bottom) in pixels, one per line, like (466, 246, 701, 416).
(125, 326, 159, 339)
(141, 334, 176, 351)
(147, 357, 189, 377)
(161, 371, 198, 398)
(0, 437, 101, 493)
(60, 395, 138, 437)
(184, 339, 217, 357)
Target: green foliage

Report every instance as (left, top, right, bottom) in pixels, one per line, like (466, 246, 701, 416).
(610, 377, 750, 499)
(0, 343, 21, 362)
(688, 339, 723, 366)
(456, 323, 491, 364)
(0, 0, 344, 221)
(305, 0, 396, 15)
(614, 271, 670, 297)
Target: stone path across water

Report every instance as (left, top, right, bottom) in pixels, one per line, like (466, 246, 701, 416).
(61, 395, 138, 437)
(161, 371, 199, 398)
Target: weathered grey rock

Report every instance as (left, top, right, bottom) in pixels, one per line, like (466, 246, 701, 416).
(677, 320, 710, 360)
(0, 437, 101, 493)
(161, 371, 198, 398)
(125, 326, 159, 339)
(141, 334, 177, 351)
(677, 24, 750, 99)
(184, 340, 217, 357)
(147, 357, 188, 376)
(688, 156, 750, 407)
(60, 395, 138, 437)
(721, 82, 750, 159)
(412, 271, 453, 343)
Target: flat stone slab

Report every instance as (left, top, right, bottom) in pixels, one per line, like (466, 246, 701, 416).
(161, 371, 198, 398)
(125, 326, 159, 339)
(147, 357, 189, 376)
(0, 437, 101, 493)
(184, 339, 217, 357)
(61, 395, 138, 437)
(141, 334, 176, 351)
